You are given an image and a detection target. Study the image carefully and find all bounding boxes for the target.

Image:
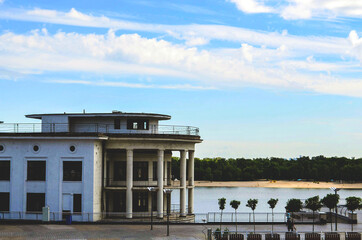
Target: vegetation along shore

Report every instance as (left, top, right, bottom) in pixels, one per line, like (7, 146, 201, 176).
(171, 156, 362, 182)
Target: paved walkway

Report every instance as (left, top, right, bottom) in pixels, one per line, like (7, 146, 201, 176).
(0, 212, 361, 240)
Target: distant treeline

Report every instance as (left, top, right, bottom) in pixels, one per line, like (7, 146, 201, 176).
(171, 156, 362, 182)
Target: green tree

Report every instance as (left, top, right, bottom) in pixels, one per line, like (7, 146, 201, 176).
(267, 198, 279, 232)
(305, 196, 323, 232)
(246, 199, 258, 232)
(345, 196, 362, 231)
(230, 200, 241, 233)
(218, 197, 226, 230)
(321, 194, 339, 231)
(285, 198, 303, 224)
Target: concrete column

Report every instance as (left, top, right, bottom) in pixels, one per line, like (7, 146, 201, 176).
(102, 150, 108, 212)
(157, 149, 164, 218)
(188, 150, 195, 214)
(126, 149, 133, 218)
(180, 150, 187, 217)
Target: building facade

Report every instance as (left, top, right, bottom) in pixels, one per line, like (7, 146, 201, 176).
(0, 111, 201, 221)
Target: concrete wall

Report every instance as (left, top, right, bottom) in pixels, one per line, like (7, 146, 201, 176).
(0, 138, 98, 221)
(41, 115, 69, 132)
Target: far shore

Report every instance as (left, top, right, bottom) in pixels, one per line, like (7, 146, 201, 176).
(195, 180, 362, 189)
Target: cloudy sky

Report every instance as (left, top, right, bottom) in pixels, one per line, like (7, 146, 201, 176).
(0, 0, 361, 158)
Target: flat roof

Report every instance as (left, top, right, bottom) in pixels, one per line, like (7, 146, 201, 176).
(26, 112, 171, 120)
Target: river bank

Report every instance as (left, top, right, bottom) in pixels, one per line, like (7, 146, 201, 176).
(195, 180, 362, 189)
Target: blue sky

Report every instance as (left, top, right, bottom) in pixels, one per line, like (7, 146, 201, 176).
(0, 0, 361, 158)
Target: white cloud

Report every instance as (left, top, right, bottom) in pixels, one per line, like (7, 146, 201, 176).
(348, 30, 362, 61)
(227, 0, 274, 13)
(226, 0, 362, 20)
(0, 7, 354, 56)
(0, 29, 361, 97)
(281, 0, 362, 20)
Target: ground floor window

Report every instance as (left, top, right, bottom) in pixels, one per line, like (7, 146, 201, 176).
(109, 192, 126, 213)
(73, 194, 82, 213)
(133, 191, 148, 212)
(26, 193, 45, 212)
(0, 192, 9, 211)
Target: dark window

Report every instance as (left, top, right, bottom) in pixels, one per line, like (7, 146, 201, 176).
(73, 194, 82, 213)
(113, 161, 126, 181)
(133, 161, 148, 181)
(127, 119, 149, 130)
(0, 161, 10, 180)
(152, 161, 157, 181)
(63, 161, 82, 181)
(27, 161, 46, 181)
(0, 192, 9, 211)
(114, 119, 121, 129)
(111, 191, 126, 212)
(0, 145, 4, 152)
(26, 193, 45, 212)
(133, 191, 148, 212)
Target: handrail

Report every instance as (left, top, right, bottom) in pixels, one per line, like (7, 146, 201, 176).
(0, 123, 200, 136)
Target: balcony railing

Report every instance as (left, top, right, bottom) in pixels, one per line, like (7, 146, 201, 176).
(0, 123, 200, 136)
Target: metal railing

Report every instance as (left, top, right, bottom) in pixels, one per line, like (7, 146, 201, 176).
(0, 211, 335, 224)
(0, 123, 200, 136)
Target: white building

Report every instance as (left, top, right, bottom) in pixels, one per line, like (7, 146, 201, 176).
(0, 111, 201, 221)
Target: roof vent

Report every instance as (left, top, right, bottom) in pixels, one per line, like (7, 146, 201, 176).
(112, 110, 122, 114)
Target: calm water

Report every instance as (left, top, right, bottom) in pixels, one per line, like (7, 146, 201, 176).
(172, 187, 362, 213)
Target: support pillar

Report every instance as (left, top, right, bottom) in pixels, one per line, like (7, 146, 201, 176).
(188, 150, 194, 214)
(180, 150, 187, 217)
(157, 149, 164, 218)
(126, 149, 133, 218)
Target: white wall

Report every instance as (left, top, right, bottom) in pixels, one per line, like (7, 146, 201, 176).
(0, 138, 98, 221)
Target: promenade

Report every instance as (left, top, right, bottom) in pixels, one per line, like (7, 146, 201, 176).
(0, 219, 361, 240)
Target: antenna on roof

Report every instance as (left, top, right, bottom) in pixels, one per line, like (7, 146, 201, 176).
(83, 109, 86, 114)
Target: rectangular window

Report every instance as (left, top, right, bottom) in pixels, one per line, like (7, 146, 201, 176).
(133, 191, 148, 212)
(133, 161, 148, 181)
(63, 161, 82, 181)
(152, 161, 157, 181)
(73, 194, 82, 213)
(27, 161, 46, 181)
(114, 118, 121, 129)
(127, 119, 149, 130)
(0, 161, 10, 181)
(113, 161, 126, 181)
(0, 192, 10, 211)
(26, 193, 45, 212)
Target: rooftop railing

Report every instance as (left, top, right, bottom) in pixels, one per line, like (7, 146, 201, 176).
(0, 123, 200, 136)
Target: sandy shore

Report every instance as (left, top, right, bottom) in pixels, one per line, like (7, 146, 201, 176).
(195, 180, 362, 189)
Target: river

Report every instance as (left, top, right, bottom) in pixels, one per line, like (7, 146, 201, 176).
(171, 187, 362, 213)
